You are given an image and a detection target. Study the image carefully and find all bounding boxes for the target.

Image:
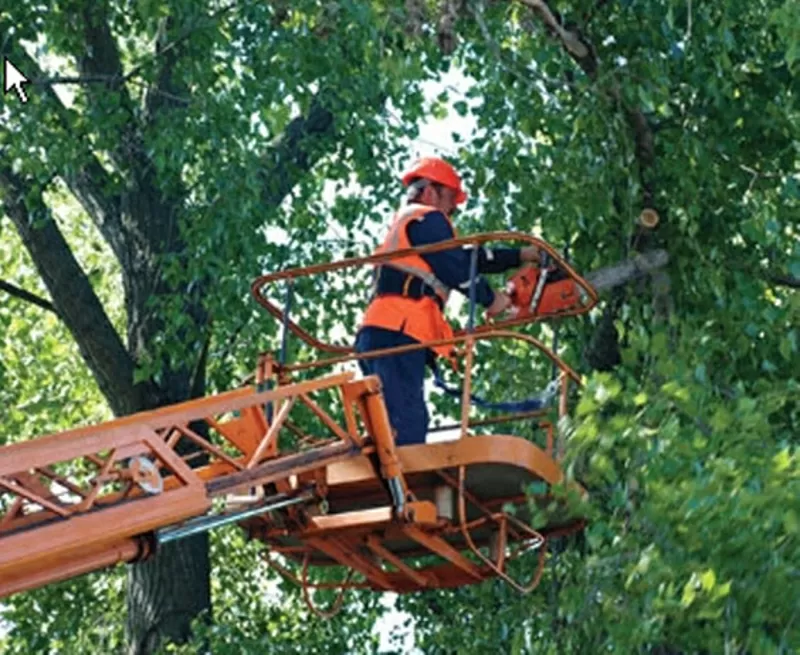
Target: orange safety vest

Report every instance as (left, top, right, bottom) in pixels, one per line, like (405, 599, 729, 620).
(361, 204, 456, 359)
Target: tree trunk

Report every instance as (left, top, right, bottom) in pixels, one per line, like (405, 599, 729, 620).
(123, 346, 210, 653)
(122, 241, 210, 652)
(126, 535, 211, 655)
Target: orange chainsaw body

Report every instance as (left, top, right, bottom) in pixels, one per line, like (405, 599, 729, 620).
(506, 264, 582, 319)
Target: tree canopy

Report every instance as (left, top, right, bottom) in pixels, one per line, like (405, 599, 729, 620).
(1, 1, 798, 653)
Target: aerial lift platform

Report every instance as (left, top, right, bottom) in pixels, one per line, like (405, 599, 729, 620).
(0, 233, 597, 615)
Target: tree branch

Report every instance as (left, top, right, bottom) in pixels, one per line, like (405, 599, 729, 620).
(518, 0, 591, 62)
(517, 0, 657, 225)
(76, 2, 130, 99)
(256, 80, 389, 210)
(34, 3, 237, 109)
(585, 249, 669, 293)
(1, 43, 129, 267)
(31, 74, 191, 106)
(768, 273, 800, 289)
(65, 3, 190, 333)
(259, 91, 338, 208)
(144, 15, 191, 120)
(517, 0, 668, 327)
(33, 73, 123, 85)
(0, 280, 57, 314)
(144, 3, 237, 120)
(0, 165, 159, 417)
(582, 250, 670, 371)
(73, 1, 154, 200)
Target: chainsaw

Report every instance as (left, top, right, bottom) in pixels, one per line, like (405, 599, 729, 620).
(505, 262, 583, 319)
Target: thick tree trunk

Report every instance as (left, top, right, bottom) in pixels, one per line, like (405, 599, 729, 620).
(125, 381, 211, 654)
(122, 316, 211, 654)
(126, 536, 211, 655)
(122, 221, 210, 652)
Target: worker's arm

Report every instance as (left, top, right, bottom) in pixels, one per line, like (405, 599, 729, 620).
(476, 247, 522, 274)
(479, 245, 543, 273)
(407, 211, 507, 306)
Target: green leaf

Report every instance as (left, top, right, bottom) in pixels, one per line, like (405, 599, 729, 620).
(701, 569, 716, 591)
(712, 580, 732, 600)
(779, 337, 793, 361)
(681, 577, 697, 607)
(774, 448, 792, 472)
(651, 332, 668, 355)
(784, 510, 799, 534)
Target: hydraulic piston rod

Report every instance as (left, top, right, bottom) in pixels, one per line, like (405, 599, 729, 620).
(157, 489, 315, 545)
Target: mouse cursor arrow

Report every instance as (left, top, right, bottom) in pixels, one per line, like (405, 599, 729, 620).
(4, 57, 30, 104)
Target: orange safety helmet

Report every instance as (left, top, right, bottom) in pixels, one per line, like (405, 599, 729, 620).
(401, 156, 467, 204)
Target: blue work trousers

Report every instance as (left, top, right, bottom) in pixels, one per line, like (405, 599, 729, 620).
(354, 327, 428, 446)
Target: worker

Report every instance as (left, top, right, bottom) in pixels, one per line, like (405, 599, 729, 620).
(355, 156, 541, 446)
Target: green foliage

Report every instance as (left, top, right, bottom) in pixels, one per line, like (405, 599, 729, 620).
(2, 0, 799, 653)
(771, 0, 800, 72)
(150, 527, 386, 655)
(0, 192, 116, 444)
(401, 1, 798, 653)
(0, 569, 126, 654)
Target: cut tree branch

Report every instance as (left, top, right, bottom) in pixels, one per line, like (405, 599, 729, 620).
(0, 280, 57, 315)
(585, 249, 669, 293)
(582, 250, 670, 371)
(0, 165, 159, 417)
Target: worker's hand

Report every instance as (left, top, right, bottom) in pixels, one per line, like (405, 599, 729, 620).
(486, 291, 512, 319)
(520, 245, 541, 263)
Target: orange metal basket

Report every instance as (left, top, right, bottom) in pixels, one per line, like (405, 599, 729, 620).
(0, 232, 596, 613)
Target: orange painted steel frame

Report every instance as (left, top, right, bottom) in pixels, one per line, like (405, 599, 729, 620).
(255, 434, 587, 605)
(0, 232, 595, 609)
(0, 372, 359, 597)
(0, 332, 581, 603)
(0, 354, 571, 597)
